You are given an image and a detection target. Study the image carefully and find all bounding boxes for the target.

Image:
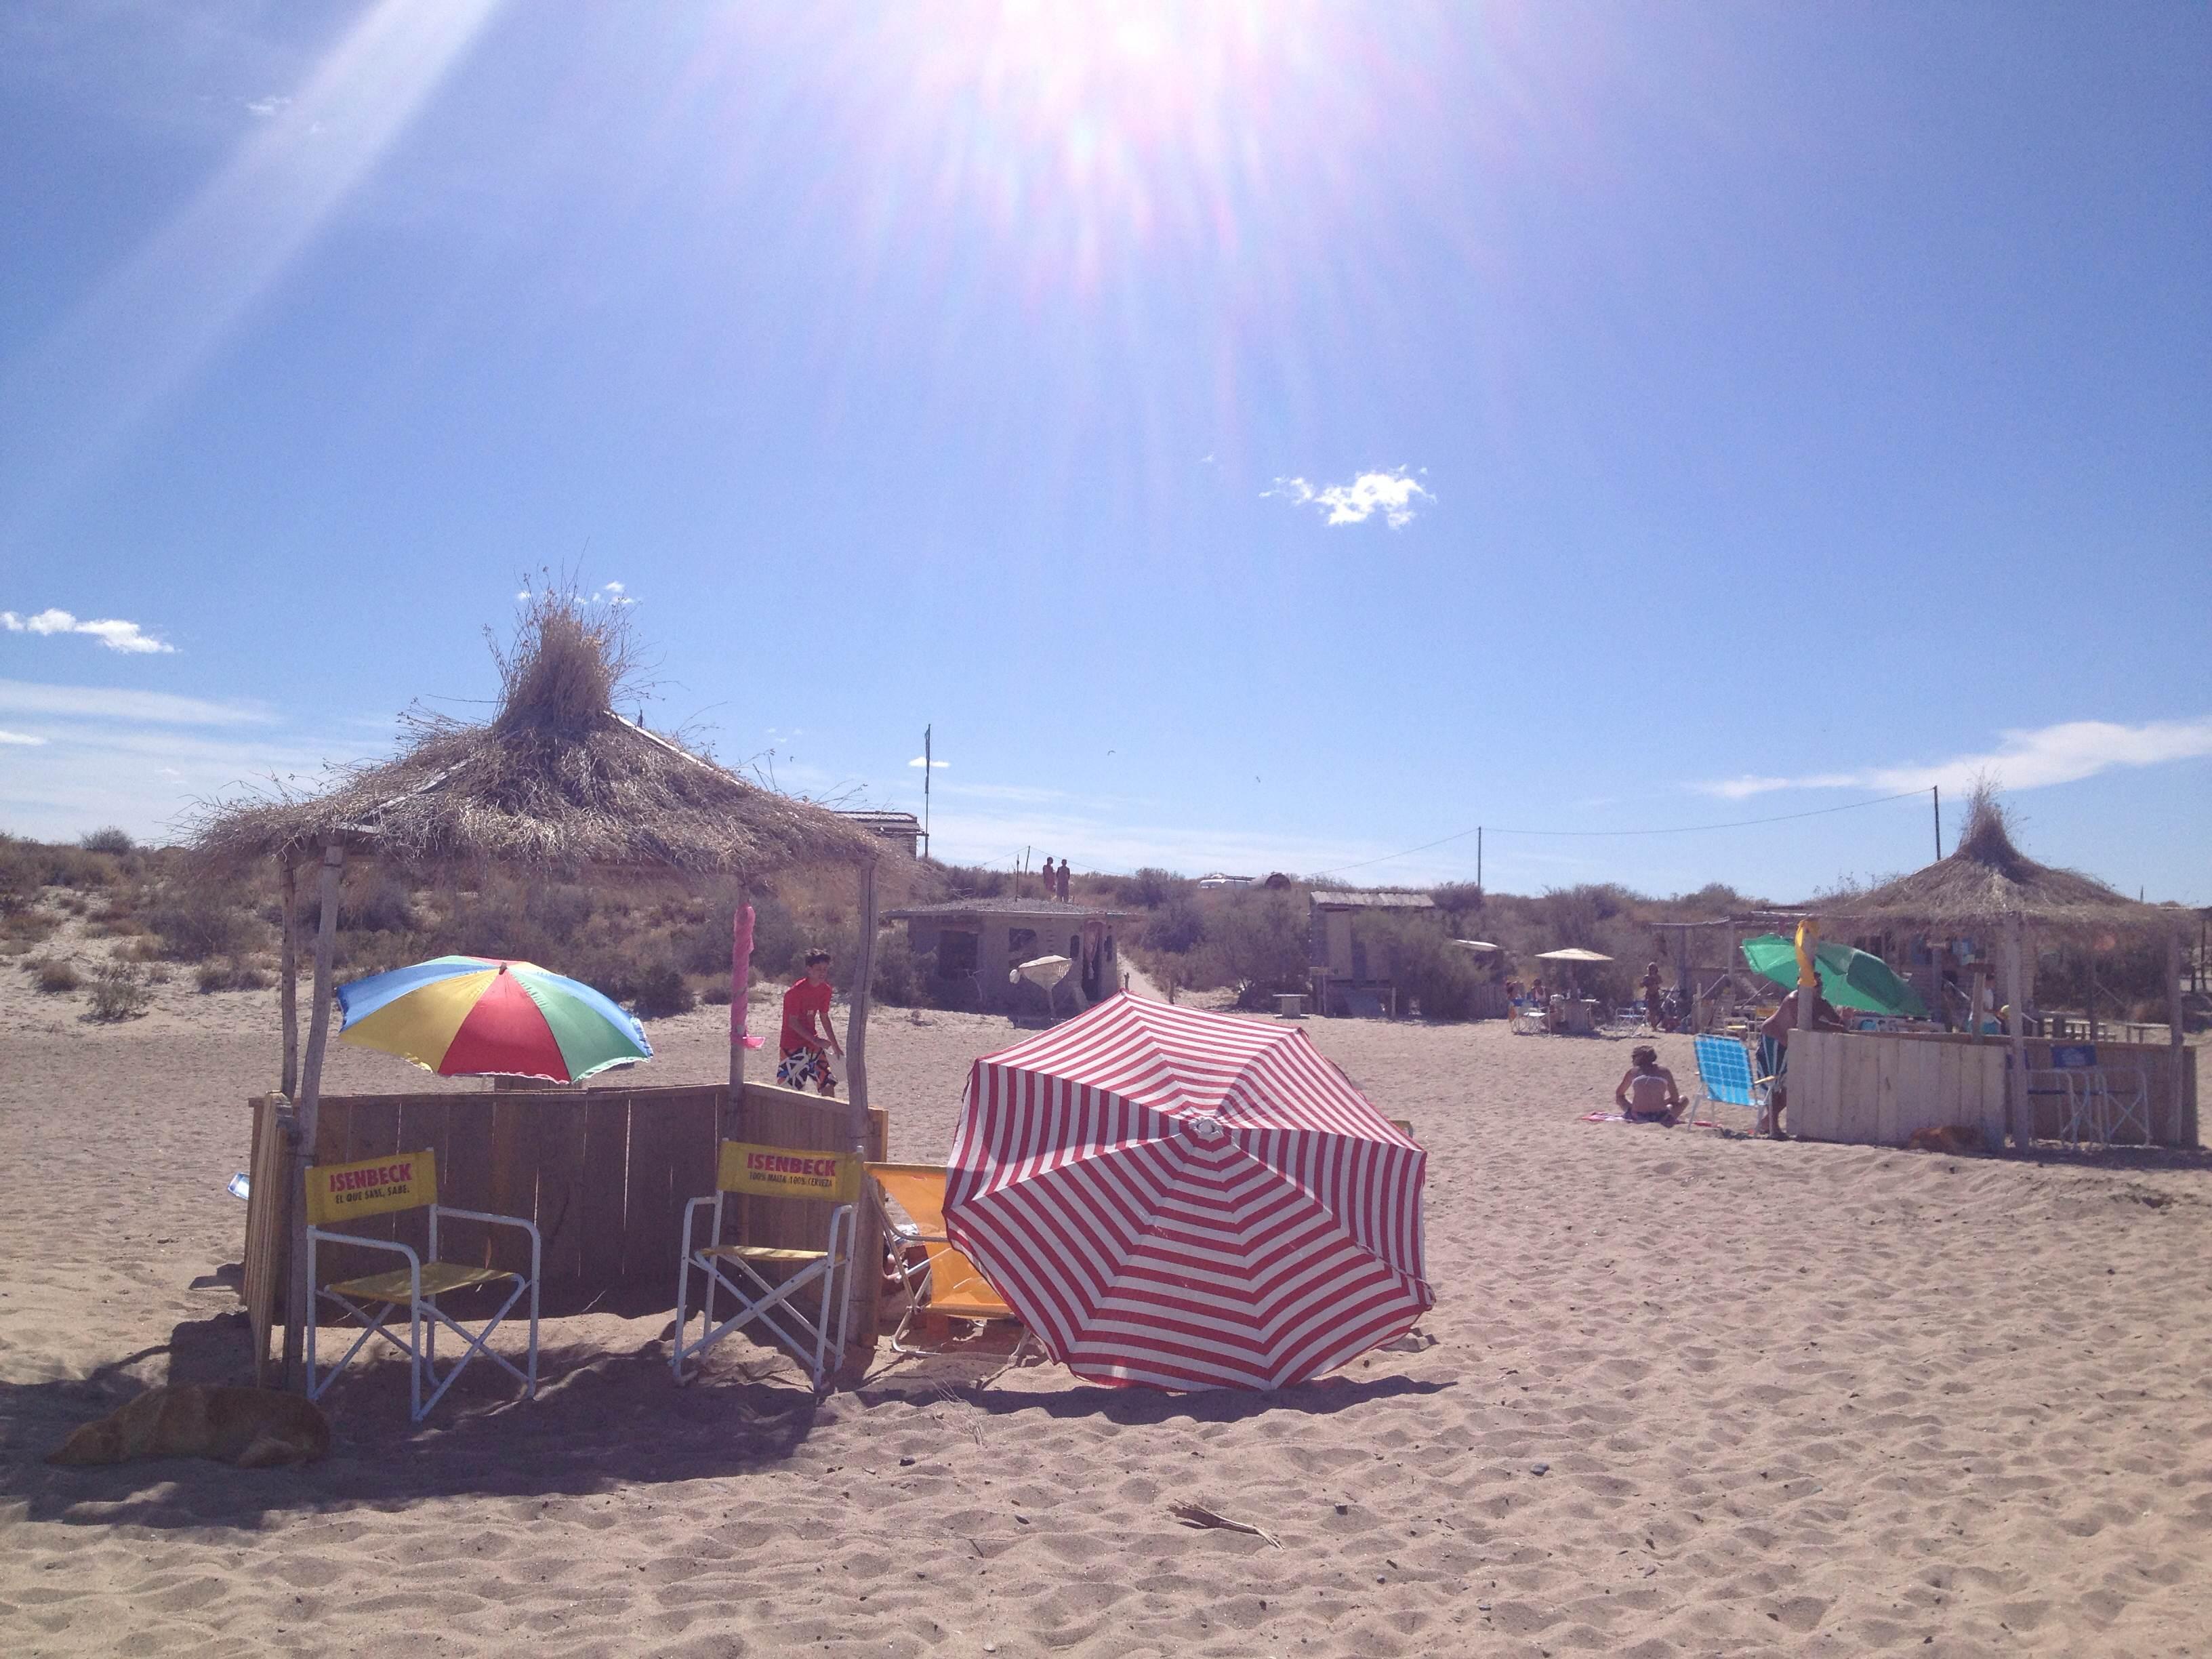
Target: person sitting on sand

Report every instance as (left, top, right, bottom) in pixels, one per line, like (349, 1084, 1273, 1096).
(777, 949, 844, 1098)
(1757, 984, 1847, 1137)
(1614, 1045, 1684, 1124)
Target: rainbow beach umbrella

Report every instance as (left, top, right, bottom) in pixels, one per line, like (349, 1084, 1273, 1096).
(337, 956, 651, 1083)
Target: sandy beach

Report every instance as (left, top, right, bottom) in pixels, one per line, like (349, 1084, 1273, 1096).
(3, 977, 2209, 1658)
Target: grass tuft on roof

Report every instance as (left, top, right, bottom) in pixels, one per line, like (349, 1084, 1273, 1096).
(189, 588, 884, 880)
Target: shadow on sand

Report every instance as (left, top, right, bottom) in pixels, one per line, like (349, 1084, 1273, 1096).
(7, 1308, 1446, 1531)
(2, 1307, 827, 1532)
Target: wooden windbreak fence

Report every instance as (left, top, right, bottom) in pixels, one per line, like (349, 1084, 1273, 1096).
(245, 1083, 888, 1375)
(1790, 1031, 2198, 1148)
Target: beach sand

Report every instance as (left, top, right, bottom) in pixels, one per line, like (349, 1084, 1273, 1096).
(3, 970, 2209, 1657)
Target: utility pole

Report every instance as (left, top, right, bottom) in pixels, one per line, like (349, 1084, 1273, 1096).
(922, 724, 932, 861)
(1932, 785, 1942, 861)
(1476, 826, 1483, 893)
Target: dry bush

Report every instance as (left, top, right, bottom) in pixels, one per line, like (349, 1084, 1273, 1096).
(30, 956, 81, 994)
(197, 958, 273, 993)
(148, 884, 262, 962)
(86, 964, 153, 1021)
(79, 827, 135, 855)
(630, 962, 693, 1019)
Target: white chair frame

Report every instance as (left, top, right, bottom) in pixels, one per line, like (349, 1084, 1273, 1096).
(672, 1189, 857, 1393)
(307, 1206, 540, 1422)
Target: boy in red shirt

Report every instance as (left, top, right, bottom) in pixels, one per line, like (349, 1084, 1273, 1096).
(777, 950, 843, 1097)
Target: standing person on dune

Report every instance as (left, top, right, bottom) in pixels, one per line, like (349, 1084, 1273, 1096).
(777, 950, 844, 1098)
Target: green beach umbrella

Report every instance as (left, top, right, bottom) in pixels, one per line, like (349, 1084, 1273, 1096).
(1740, 935, 1927, 1018)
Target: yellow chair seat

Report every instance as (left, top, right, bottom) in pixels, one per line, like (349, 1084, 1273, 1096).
(329, 1262, 516, 1304)
(700, 1244, 830, 1265)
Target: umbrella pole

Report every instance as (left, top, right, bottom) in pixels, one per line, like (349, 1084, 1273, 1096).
(282, 842, 344, 1391)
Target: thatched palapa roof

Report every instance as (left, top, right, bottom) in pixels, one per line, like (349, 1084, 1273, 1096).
(191, 594, 886, 879)
(1832, 787, 2179, 940)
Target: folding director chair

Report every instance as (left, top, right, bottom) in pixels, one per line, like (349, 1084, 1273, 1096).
(673, 1141, 860, 1393)
(866, 1163, 1031, 1359)
(2036, 1044, 2153, 1147)
(305, 1149, 540, 1422)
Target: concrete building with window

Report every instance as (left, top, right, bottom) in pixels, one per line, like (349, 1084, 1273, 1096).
(884, 897, 1134, 1017)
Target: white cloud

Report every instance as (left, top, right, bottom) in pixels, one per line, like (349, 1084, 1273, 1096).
(1266, 467, 1431, 529)
(245, 95, 293, 117)
(1, 608, 173, 653)
(908, 755, 950, 769)
(0, 729, 46, 745)
(0, 679, 272, 726)
(1699, 716, 2212, 800)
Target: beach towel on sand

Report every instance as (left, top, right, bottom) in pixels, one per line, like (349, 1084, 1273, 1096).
(1582, 1111, 1719, 1128)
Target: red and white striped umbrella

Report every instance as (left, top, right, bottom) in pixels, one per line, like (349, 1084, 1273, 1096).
(944, 994, 1431, 1391)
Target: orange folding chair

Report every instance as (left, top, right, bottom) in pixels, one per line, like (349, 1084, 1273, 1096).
(865, 1163, 1031, 1356)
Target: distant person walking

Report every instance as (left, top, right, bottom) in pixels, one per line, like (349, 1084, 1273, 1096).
(777, 949, 844, 1098)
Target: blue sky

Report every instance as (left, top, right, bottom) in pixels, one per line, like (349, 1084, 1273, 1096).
(2, 2, 2207, 901)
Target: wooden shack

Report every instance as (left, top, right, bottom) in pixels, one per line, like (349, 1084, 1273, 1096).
(1308, 889, 1435, 1017)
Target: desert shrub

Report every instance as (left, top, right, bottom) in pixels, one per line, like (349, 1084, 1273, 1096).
(2, 907, 58, 946)
(20, 841, 115, 889)
(32, 956, 81, 994)
(197, 958, 273, 993)
(630, 961, 695, 1019)
(1369, 916, 1488, 1021)
(867, 930, 949, 1008)
(79, 827, 136, 855)
(1145, 895, 1208, 956)
(940, 863, 1008, 901)
(86, 964, 153, 1021)
(699, 981, 733, 1006)
(1204, 891, 1313, 1008)
(746, 894, 811, 983)
(148, 886, 260, 961)
(340, 874, 418, 934)
(529, 882, 595, 944)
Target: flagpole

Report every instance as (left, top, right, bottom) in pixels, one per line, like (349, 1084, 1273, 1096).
(923, 724, 932, 861)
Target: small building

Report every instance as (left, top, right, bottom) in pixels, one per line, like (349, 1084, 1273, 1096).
(1197, 872, 1255, 890)
(1309, 889, 1436, 1017)
(885, 897, 1132, 1017)
(838, 811, 923, 857)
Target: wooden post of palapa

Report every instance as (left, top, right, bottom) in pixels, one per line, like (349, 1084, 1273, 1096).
(846, 859, 878, 1133)
(2003, 914, 2028, 1148)
(279, 854, 299, 1098)
(839, 857, 882, 1377)
(281, 842, 345, 1389)
(2169, 929, 2186, 1147)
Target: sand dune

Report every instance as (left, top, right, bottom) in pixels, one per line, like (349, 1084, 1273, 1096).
(3, 983, 2208, 1656)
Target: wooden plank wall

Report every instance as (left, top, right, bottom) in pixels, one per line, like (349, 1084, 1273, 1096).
(1791, 1031, 2007, 1147)
(1789, 1031, 2195, 1147)
(246, 1083, 891, 1328)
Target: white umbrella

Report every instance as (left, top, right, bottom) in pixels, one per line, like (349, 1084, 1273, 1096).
(1452, 939, 1501, 953)
(1010, 954, 1074, 1023)
(1535, 947, 1613, 963)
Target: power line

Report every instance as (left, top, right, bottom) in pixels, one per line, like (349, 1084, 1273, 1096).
(1315, 789, 1932, 878)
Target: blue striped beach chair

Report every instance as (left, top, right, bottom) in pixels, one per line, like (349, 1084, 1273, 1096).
(1692, 1034, 1772, 1130)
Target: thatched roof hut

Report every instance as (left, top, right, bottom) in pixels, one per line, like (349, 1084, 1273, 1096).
(194, 596, 906, 1397)
(1832, 788, 2182, 942)
(190, 597, 880, 879)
